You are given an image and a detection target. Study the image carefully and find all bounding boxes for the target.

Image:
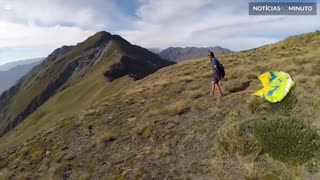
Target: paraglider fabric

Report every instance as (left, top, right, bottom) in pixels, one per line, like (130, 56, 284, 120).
(254, 71, 295, 103)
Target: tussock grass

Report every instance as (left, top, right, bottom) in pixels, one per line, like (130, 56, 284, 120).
(0, 168, 10, 180)
(153, 80, 171, 88)
(291, 57, 310, 65)
(84, 109, 100, 117)
(188, 90, 205, 100)
(311, 65, 320, 76)
(247, 96, 269, 114)
(215, 121, 260, 156)
(134, 122, 152, 138)
(315, 77, 320, 87)
(126, 87, 145, 95)
(178, 76, 194, 83)
(246, 73, 257, 80)
(98, 130, 116, 144)
(296, 75, 308, 84)
(201, 71, 212, 78)
(142, 128, 152, 138)
(149, 100, 190, 116)
(283, 64, 299, 74)
(145, 102, 161, 112)
(53, 163, 67, 179)
(226, 68, 246, 80)
(0, 159, 8, 170)
(223, 82, 235, 94)
(254, 64, 271, 74)
(30, 147, 44, 160)
(188, 84, 201, 91)
(134, 123, 147, 136)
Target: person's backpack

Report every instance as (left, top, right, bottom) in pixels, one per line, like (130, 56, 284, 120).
(216, 60, 225, 78)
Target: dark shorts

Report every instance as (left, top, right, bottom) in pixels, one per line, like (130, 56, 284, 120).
(213, 73, 220, 84)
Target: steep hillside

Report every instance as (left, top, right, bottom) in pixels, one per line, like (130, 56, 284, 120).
(0, 31, 173, 139)
(0, 60, 43, 93)
(160, 46, 233, 62)
(0, 32, 320, 179)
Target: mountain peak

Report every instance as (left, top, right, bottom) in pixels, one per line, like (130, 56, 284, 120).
(92, 31, 112, 40)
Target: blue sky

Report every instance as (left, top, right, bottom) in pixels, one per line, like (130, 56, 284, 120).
(0, 0, 319, 64)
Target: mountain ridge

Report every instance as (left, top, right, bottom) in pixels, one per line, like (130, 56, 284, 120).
(159, 46, 233, 62)
(0, 31, 173, 137)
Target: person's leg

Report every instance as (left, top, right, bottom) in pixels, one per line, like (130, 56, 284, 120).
(211, 82, 215, 95)
(216, 83, 224, 96)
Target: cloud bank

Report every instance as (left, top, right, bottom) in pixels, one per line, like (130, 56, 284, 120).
(0, 0, 319, 64)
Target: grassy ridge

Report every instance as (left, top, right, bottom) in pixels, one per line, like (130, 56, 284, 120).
(0, 38, 132, 149)
(0, 32, 112, 134)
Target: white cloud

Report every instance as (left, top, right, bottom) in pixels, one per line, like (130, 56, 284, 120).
(0, 21, 96, 64)
(0, 0, 319, 64)
(0, 0, 127, 29)
(137, 0, 212, 23)
(0, 0, 122, 64)
(0, 21, 95, 48)
(120, 0, 320, 50)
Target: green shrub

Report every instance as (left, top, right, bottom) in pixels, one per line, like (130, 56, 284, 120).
(253, 118, 320, 164)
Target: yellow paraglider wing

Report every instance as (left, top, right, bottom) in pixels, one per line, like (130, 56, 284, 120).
(254, 71, 295, 103)
(254, 72, 273, 97)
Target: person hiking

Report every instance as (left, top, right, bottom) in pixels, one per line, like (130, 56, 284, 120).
(209, 51, 224, 97)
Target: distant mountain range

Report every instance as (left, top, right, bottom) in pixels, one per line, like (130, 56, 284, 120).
(0, 58, 43, 71)
(148, 48, 162, 54)
(159, 46, 233, 62)
(0, 58, 43, 93)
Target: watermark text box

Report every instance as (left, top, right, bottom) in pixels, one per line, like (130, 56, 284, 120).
(249, 2, 317, 15)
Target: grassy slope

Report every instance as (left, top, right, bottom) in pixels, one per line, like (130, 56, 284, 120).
(0, 32, 110, 133)
(0, 41, 134, 149)
(0, 32, 320, 179)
